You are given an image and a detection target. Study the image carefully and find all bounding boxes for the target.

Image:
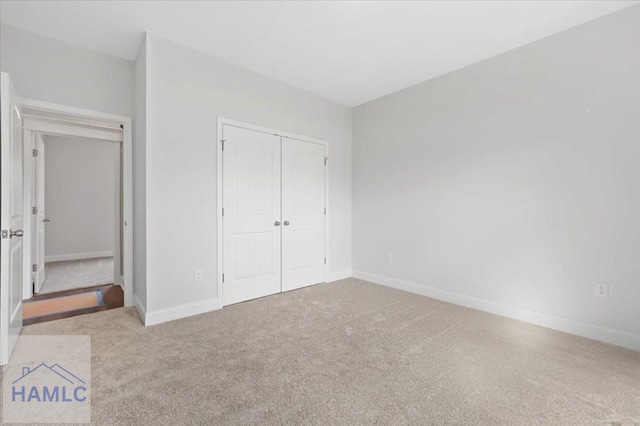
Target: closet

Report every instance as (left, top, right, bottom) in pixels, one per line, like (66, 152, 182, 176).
(221, 123, 326, 306)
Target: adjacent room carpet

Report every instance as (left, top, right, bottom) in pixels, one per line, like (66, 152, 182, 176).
(40, 257, 114, 294)
(5, 279, 639, 424)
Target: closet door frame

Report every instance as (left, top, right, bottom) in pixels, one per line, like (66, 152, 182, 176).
(216, 117, 329, 307)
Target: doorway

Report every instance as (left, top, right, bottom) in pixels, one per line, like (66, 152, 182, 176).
(32, 134, 120, 295)
(218, 118, 328, 306)
(20, 99, 133, 308)
(1, 75, 133, 365)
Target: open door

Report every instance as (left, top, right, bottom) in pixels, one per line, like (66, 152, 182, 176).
(1, 72, 24, 366)
(33, 134, 46, 292)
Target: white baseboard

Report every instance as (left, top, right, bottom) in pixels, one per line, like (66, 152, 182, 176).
(144, 298, 220, 326)
(326, 270, 352, 283)
(133, 294, 146, 324)
(45, 251, 114, 263)
(352, 270, 640, 352)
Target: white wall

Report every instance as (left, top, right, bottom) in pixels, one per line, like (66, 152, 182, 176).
(1, 23, 137, 300)
(43, 135, 119, 260)
(133, 36, 148, 310)
(0, 24, 134, 117)
(1, 24, 351, 322)
(143, 35, 352, 314)
(352, 7, 640, 347)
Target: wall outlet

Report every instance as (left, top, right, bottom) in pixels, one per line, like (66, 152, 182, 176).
(385, 253, 392, 265)
(595, 282, 608, 298)
(194, 269, 203, 282)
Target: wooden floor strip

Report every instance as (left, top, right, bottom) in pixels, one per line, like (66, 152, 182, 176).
(24, 284, 124, 325)
(23, 290, 104, 319)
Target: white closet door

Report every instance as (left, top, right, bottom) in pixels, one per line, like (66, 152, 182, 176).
(222, 125, 281, 306)
(281, 137, 326, 292)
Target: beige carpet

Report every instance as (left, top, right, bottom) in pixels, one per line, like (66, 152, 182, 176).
(5, 278, 640, 424)
(40, 257, 114, 294)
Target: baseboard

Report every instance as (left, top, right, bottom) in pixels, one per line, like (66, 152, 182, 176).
(352, 270, 640, 352)
(133, 294, 146, 324)
(326, 270, 352, 283)
(46, 251, 114, 263)
(144, 298, 220, 327)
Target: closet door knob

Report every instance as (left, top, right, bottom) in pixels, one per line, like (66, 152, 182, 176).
(283, 221, 290, 226)
(274, 221, 281, 227)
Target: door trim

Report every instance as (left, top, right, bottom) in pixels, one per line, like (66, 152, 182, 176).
(20, 98, 133, 308)
(216, 117, 329, 307)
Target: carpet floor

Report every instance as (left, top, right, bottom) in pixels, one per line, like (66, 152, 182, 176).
(5, 278, 640, 424)
(40, 257, 114, 294)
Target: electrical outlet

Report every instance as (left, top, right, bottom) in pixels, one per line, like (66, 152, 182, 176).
(595, 282, 608, 298)
(194, 269, 203, 282)
(385, 253, 392, 265)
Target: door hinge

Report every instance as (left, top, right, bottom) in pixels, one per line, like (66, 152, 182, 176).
(222, 274, 225, 283)
(32, 264, 37, 272)
(222, 207, 225, 217)
(221, 139, 226, 151)
(32, 149, 38, 157)
(32, 206, 38, 214)
(324, 208, 326, 215)
(324, 257, 327, 264)
(1, 230, 8, 239)
(324, 157, 327, 166)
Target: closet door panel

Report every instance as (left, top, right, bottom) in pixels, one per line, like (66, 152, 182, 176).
(281, 137, 326, 291)
(222, 125, 281, 305)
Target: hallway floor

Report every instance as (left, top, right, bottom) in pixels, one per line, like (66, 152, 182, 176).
(39, 257, 114, 294)
(23, 284, 123, 325)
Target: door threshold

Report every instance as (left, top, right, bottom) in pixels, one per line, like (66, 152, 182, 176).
(24, 284, 123, 325)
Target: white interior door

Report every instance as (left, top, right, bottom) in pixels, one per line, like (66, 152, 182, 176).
(1, 72, 24, 366)
(281, 137, 326, 292)
(222, 125, 281, 306)
(34, 134, 46, 292)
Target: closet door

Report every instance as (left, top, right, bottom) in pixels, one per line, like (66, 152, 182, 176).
(222, 125, 281, 305)
(281, 137, 326, 291)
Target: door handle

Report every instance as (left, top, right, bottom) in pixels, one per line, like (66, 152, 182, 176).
(43, 218, 50, 223)
(283, 221, 290, 226)
(10, 229, 24, 238)
(274, 221, 281, 227)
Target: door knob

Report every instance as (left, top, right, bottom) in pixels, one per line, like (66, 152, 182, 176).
(10, 229, 24, 238)
(43, 218, 50, 223)
(283, 221, 290, 226)
(274, 221, 281, 227)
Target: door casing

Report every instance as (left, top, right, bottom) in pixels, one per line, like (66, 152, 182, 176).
(20, 98, 134, 308)
(216, 117, 329, 307)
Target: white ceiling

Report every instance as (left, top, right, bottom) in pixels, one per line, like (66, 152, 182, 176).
(1, 1, 637, 106)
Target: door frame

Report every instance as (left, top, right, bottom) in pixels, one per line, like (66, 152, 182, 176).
(20, 98, 133, 307)
(216, 117, 329, 307)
